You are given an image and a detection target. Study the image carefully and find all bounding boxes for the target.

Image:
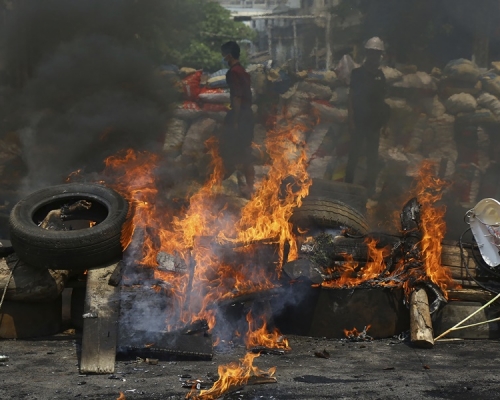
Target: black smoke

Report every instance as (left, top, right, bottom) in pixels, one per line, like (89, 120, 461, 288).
(0, 0, 175, 190)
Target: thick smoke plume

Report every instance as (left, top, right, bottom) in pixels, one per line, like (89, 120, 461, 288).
(0, 0, 175, 191)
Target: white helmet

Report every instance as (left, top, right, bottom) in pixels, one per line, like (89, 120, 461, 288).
(365, 37, 385, 51)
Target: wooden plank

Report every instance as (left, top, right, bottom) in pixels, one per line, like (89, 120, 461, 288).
(80, 262, 121, 374)
(447, 288, 496, 303)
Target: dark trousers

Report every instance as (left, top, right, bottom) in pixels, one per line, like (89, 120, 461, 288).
(345, 125, 381, 195)
(219, 109, 255, 180)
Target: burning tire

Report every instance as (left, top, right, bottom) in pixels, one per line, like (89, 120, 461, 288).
(308, 179, 367, 215)
(9, 183, 129, 270)
(291, 198, 369, 235)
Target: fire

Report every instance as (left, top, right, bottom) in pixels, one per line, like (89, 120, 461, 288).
(245, 312, 290, 350)
(90, 115, 315, 332)
(219, 119, 314, 275)
(321, 160, 456, 297)
(344, 325, 372, 340)
(116, 393, 126, 400)
(187, 352, 276, 400)
(412, 160, 455, 297)
(322, 239, 390, 288)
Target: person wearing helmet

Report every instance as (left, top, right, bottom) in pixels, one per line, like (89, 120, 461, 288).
(345, 37, 390, 197)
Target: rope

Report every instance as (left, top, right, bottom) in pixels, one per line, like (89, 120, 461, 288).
(0, 258, 20, 313)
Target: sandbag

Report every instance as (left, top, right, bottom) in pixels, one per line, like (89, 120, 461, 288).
(477, 92, 500, 119)
(203, 111, 227, 123)
(445, 93, 477, 115)
(297, 81, 332, 100)
(392, 72, 437, 90)
(491, 61, 500, 75)
(335, 55, 357, 85)
(427, 114, 456, 146)
(381, 66, 403, 84)
(443, 59, 480, 83)
(329, 87, 349, 105)
(310, 100, 348, 123)
(181, 118, 217, 158)
(406, 114, 428, 153)
(428, 148, 457, 178)
(439, 80, 482, 99)
(247, 64, 267, 95)
(480, 72, 500, 98)
(385, 97, 413, 126)
(201, 103, 229, 113)
(181, 70, 202, 101)
(173, 101, 203, 120)
(179, 67, 197, 77)
(306, 70, 337, 86)
(207, 69, 229, 89)
(385, 97, 412, 113)
(163, 118, 188, 154)
(199, 88, 230, 104)
(421, 96, 446, 118)
(284, 91, 310, 119)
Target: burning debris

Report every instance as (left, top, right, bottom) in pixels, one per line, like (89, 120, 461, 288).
(283, 161, 456, 311)
(245, 312, 290, 353)
(186, 352, 277, 400)
(343, 326, 373, 342)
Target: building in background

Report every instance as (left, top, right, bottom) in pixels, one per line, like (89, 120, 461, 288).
(213, 0, 362, 70)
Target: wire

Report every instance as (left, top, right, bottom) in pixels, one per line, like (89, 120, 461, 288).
(459, 228, 500, 294)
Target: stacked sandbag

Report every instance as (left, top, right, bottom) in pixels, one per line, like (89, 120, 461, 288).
(439, 59, 482, 98)
(392, 71, 437, 91)
(477, 92, 500, 119)
(163, 119, 188, 158)
(445, 93, 477, 115)
(421, 95, 446, 118)
(181, 118, 217, 160)
(426, 114, 458, 178)
(381, 66, 403, 85)
(166, 64, 265, 177)
(277, 69, 346, 126)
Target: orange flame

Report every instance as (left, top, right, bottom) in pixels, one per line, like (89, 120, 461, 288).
(344, 325, 371, 338)
(245, 312, 290, 350)
(93, 115, 315, 332)
(187, 352, 275, 400)
(116, 393, 126, 400)
(412, 160, 456, 298)
(322, 160, 456, 297)
(219, 119, 313, 275)
(322, 239, 390, 288)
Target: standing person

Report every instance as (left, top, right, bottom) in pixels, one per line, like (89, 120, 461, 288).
(345, 37, 389, 197)
(219, 41, 255, 199)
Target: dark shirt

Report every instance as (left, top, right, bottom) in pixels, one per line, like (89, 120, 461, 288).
(226, 63, 252, 110)
(350, 65, 387, 128)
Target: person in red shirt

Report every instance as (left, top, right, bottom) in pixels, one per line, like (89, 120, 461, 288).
(219, 41, 255, 199)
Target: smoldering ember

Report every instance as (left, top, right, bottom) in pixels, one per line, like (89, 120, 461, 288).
(2, 1, 500, 400)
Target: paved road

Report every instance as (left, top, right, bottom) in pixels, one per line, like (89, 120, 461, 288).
(1, 334, 500, 400)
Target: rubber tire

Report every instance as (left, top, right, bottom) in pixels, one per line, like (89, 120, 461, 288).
(291, 197, 369, 235)
(9, 183, 128, 270)
(308, 179, 368, 215)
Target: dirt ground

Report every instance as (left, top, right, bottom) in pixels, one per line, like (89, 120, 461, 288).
(1, 332, 500, 400)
